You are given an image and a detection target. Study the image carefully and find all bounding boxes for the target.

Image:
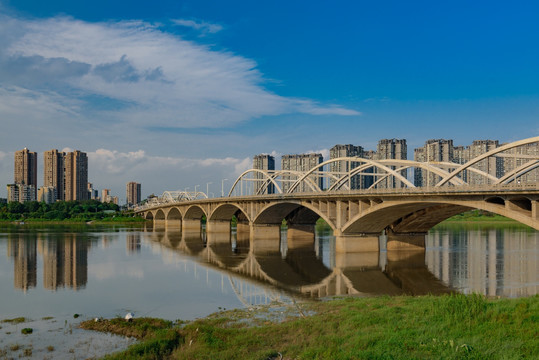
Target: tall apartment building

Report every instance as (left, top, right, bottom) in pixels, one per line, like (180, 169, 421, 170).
(64, 151, 88, 201)
(329, 144, 366, 190)
(126, 182, 142, 206)
(43, 149, 88, 201)
(376, 139, 407, 188)
(467, 140, 503, 185)
(14, 148, 38, 199)
(253, 154, 275, 194)
(12, 148, 37, 202)
(502, 141, 539, 185)
(414, 139, 453, 187)
(43, 149, 65, 200)
(281, 153, 324, 192)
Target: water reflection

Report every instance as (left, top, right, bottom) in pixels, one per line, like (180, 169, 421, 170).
(6, 231, 95, 292)
(147, 226, 453, 298)
(427, 227, 538, 297)
(2, 224, 537, 301)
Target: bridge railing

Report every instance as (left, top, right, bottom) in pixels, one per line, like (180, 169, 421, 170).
(134, 182, 539, 212)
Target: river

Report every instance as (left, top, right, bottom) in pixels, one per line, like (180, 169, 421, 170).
(0, 222, 537, 358)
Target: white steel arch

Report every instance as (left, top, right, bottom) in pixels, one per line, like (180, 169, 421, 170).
(436, 136, 539, 186)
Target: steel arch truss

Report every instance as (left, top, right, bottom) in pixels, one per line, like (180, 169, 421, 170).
(226, 136, 539, 196)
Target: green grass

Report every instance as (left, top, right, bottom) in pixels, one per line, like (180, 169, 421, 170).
(82, 295, 538, 360)
(1, 317, 27, 324)
(174, 294, 538, 359)
(80, 317, 182, 359)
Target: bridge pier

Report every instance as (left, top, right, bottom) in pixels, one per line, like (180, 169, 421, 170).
(287, 224, 315, 250)
(207, 220, 231, 233)
(250, 224, 281, 253)
(183, 219, 201, 233)
(335, 234, 380, 253)
(386, 230, 426, 251)
(533, 200, 539, 221)
(166, 219, 182, 231)
(153, 219, 166, 230)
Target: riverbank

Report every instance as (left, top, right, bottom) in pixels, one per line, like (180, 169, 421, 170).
(80, 294, 538, 359)
(0, 216, 147, 225)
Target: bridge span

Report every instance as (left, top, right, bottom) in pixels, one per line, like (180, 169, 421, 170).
(135, 186, 539, 253)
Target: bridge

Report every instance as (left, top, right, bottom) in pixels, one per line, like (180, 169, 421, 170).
(135, 137, 539, 253)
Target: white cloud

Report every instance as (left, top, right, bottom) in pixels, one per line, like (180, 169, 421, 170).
(0, 14, 359, 134)
(171, 19, 223, 34)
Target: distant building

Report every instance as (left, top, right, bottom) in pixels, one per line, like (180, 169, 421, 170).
(43, 149, 65, 201)
(329, 144, 368, 190)
(376, 139, 407, 188)
(126, 182, 142, 206)
(414, 139, 453, 187)
(38, 186, 57, 204)
(7, 183, 36, 203)
(64, 150, 88, 201)
(253, 155, 275, 194)
(43, 149, 88, 201)
(14, 148, 38, 199)
(466, 140, 503, 185)
(281, 153, 324, 192)
(87, 183, 99, 200)
(502, 141, 539, 185)
(102, 189, 112, 203)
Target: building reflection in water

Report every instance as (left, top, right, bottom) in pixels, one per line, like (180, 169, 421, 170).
(7, 233, 90, 292)
(7, 234, 37, 292)
(426, 228, 538, 297)
(126, 233, 141, 254)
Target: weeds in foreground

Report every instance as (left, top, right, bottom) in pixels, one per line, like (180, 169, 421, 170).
(79, 295, 539, 360)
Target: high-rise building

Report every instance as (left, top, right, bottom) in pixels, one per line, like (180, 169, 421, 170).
(466, 140, 503, 185)
(414, 139, 453, 187)
(376, 139, 407, 188)
(281, 153, 324, 192)
(64, 151, 88, 201)
(502, 141, 539, 185)
(329, 144, 367, 190)
(14, 148, 37, 199)
(102, 189, 111, 203)
(43, 149, 65, 201)
(87, 183, 99, 200)
(253, 155, 275, 194)
(126, 182, 142, 206)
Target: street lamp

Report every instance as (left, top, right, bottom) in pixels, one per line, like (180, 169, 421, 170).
(221, 179, 228, 197)
(194, 185, 199, 194)
(206, 182, 212, 197)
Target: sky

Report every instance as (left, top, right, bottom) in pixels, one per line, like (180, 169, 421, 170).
(0, 0, 538, 201)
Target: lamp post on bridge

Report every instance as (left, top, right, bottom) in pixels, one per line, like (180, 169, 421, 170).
(206, 182, 212, 198)
(221, 179, 228, 197)
(194, 185, 199, 194)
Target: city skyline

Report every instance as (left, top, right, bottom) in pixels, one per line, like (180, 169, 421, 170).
(1, 1, 538, 199)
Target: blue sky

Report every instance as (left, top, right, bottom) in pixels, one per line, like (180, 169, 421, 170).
(0, 0, 538, 200)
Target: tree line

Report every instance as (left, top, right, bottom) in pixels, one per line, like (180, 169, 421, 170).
(0, 200, 120, 221)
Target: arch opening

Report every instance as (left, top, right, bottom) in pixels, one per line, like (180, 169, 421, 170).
(208, 204, 250, 254)
(254, 202, 332, 256)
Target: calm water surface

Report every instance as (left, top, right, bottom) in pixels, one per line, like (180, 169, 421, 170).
(0, 223, 537, 322)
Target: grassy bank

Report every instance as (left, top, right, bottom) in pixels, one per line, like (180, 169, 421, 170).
(81, 294, 538, 359)
(441, 210, 518, 223)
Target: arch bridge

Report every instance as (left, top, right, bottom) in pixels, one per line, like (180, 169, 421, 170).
(135, 137, 539, 253)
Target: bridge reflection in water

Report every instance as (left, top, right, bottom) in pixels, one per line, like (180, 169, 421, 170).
(145, 223, 455, 299)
